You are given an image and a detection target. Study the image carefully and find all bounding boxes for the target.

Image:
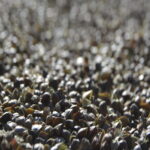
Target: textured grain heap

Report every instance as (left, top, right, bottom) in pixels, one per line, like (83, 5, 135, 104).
(0, 0, 150, 150)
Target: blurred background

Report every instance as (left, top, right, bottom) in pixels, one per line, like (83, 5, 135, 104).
(0, 0, 149, 76)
